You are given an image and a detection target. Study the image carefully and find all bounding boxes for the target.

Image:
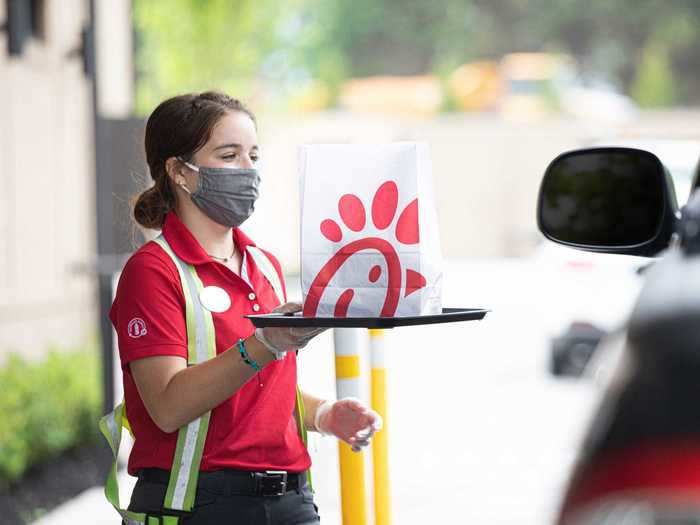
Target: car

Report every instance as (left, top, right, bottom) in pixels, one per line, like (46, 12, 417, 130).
(546, 138, 700, 378)
(550, 321, 607, 377)
(536, 144, 700, 523)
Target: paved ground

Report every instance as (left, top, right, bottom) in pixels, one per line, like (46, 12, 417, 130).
(33, 256, 641, 524)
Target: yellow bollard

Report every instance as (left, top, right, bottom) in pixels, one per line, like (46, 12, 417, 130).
(369, 328, 391, 525)
(333, 328, 368, 525)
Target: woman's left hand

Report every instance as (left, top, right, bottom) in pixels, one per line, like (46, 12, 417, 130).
(315, 397, 383, 452)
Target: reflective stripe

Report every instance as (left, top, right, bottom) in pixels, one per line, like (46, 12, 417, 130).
(155, 236, 214, 512)
(104, 408, 120, 453)
(184, 265, 209, 364)
(154, 237, 198, 363)
(171, 417, 202, 508)
(240, 249, 253, 290)
(123, 514, 148, 525)
(247, 246, 285, 304)
(99, 404, 149, 525)
(295, 385, 309, 454)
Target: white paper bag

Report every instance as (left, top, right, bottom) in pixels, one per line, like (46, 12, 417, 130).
(299, 142, 443, 318)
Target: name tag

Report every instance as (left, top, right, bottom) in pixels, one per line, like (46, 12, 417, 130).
(199, 286, 231, 313)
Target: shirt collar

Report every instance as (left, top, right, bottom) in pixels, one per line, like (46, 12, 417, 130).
(161, 211, 255, 266)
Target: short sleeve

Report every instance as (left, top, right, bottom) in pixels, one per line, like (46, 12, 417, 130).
(110, 250, 188, 368)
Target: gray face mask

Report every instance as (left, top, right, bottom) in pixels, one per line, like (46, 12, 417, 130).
(177, 158, 261, 228)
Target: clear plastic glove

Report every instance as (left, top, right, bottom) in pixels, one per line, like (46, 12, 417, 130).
(314, 397, 383, 452)
(254, 302, 327, 359)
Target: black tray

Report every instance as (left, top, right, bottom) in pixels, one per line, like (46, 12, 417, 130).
(245, 307, 488, 329)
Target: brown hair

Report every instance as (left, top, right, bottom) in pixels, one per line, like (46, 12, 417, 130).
(133, 91, 256, 230)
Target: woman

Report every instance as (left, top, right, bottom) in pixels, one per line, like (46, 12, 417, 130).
(106, 91, 381, 524)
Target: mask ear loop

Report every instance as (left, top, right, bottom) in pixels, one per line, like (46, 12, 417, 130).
(176, 156, 198, 194)
(177, 156, 200, 173)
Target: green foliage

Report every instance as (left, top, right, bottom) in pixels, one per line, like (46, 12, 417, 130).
(133, 0, 700, 110)
(631, 41, 676, 108)
(133, 0, 289, 114)
(0, 347, 102, 486)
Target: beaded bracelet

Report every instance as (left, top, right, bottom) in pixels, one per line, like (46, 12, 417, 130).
(237, 338, 261, 372)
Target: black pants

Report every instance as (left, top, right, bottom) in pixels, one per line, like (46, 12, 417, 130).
(126, 470, 320, 525)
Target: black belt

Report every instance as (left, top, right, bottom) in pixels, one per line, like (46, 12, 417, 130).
(137, 468, 307, 497)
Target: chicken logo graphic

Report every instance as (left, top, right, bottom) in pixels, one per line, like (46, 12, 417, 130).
(303, 181, 427, 317)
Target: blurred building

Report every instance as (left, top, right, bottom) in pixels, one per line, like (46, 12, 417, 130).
(0, 0, 134, 362)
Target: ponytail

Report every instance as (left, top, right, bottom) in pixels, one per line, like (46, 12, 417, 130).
(132, 171, 174, 230)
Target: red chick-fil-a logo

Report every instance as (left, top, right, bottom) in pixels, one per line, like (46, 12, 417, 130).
(303, 180, 427, 318)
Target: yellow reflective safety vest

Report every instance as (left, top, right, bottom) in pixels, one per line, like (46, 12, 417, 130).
(99, 235, 309, 525)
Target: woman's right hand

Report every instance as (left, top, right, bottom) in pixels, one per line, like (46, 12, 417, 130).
(254, 302, 327, 359)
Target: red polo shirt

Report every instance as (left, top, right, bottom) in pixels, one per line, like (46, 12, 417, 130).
(109, 211, 311, 475)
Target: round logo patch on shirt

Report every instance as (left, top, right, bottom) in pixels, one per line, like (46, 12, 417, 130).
(199, 286, 231, 313)
(127, 318, 148, 338)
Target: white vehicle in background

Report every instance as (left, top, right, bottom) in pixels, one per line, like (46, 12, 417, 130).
(499, 52, 637, 122)
(591, 138, 700, 202)
(544, 138, 700, 377)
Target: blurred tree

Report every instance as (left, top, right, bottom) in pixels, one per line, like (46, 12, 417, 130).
(134, 0, 479, 111)
(297, 0, 700, 105)
(467, 0, 700, 104)
(631, 41, 676, 108)
(133, 0, 285, 114)
(323, 0, 473, 76)
(278, 0, 476, 105)
(133, 0, 700, 111)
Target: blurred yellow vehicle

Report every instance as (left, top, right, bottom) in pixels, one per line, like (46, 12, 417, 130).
(499, 52, 575, 117)
(338, 75, 443, 116)
(447, 61, 502, 111)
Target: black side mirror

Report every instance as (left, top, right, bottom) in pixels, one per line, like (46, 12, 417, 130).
(537, 147, 679, 257)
